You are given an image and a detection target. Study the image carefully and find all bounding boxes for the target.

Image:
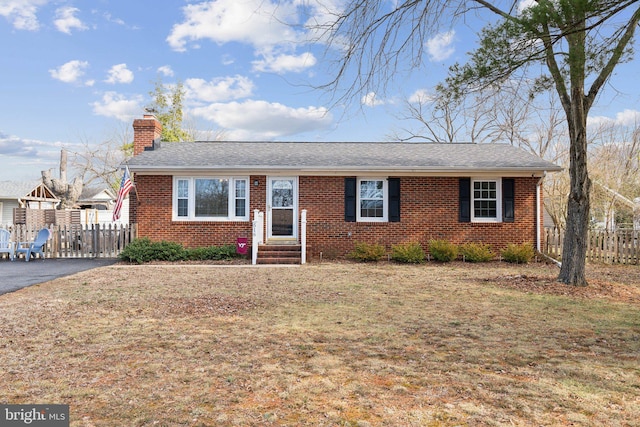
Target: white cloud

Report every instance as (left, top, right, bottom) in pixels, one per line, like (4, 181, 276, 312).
(253, 52, 317, 74)
(54, 6, 87, 34)
(158, 65, 174, 77)
(190, 99, 332, 139)
(587, 115, 613, 128)
(361, 92, 385, 107)
(0, 131, 42, 157)
(166, 0, 301, 53)
(301, 0, 345, 45)
(0, 0, 48, 31)
(426, 30, 456, 62)
(613, 109, 640, 126)
(49, 60, 89, 84)
(185, 75, 254, 103)
(101, 12, 125, 26)
(517, 0, 537, 14)
(105, 63, 134, 84)
(0, 130, 81, 180)
(408, 89, 434, 104)
(0, 130, 66, 179)
(588, 109, 640, 127)
(91, 92, 143, 121)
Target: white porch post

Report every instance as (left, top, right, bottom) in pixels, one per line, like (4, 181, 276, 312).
(301, 209, 307, 264)
(252, 209, 264, 265)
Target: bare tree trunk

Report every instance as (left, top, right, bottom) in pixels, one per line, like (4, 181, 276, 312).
(558, 94, 590, 286)
(60, 149, 67, 184)
(554, 16, 592, 286)
(42, 149, 83, 210)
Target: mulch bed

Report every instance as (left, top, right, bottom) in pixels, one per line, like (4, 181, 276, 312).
(489, 272, 640, 304)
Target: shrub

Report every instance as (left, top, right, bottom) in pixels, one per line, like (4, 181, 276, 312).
(391, 242, 425, 264)
(428, 239, 458, 262)
(348, 241, 386, 262)
(459, 242, 494, 263)
(120, 239, 239, 264)
(151, 240, 188, 262)
(186, 244, 238, 261)
(501, 243, 535, 264)
(119, 238, 181, 264)
(119, 237, 153, 264)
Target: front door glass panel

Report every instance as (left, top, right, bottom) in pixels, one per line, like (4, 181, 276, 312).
(270, 179, 295, 237)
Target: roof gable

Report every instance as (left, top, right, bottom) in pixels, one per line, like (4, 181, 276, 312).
(0, 181, 60, 201)
(79, 187, 116, 202)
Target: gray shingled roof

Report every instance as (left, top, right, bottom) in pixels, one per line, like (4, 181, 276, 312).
(78, 187, 115, 201)
(127, 141, 561, 175)
(0, 181, 42, 198)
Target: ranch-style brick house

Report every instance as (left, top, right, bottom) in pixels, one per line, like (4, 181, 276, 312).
(127, 114, 561, 263)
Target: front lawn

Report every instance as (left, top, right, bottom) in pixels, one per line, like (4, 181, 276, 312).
(1, 261, 638, 426)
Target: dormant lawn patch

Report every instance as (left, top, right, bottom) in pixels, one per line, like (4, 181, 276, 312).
(1, 261, 638, 426)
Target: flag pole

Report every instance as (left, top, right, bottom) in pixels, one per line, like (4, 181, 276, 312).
(113, 164, 134, 222)
(126, 164, 140, 201)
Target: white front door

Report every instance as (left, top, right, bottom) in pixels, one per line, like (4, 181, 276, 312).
(267, 177, 297, 240)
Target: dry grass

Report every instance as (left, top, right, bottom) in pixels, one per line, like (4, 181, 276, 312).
(1, 260, 639, 426)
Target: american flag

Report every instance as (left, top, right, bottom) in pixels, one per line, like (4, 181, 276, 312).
(113, 166, 133, 221)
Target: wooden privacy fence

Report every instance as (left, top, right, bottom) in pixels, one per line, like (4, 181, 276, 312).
(2, 224, 137, 259)
(544, 227, 640, 265)
(13, 208, 81, 226)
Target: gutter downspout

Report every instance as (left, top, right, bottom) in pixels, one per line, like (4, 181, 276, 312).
(537, 173, 562, 267)
(536, 173, 544, 253)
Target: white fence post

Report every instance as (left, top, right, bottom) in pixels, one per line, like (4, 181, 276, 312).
(301, 209, 307, 264)
(252, 209, 264, 265)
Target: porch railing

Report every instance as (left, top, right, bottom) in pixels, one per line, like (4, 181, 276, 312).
(252, 209, 306, 265)
(252, 210, 264, 265)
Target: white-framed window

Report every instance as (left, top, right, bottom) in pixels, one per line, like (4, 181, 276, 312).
(472, 179, 502, 222)
(173, 177, 249, 221)
(357, 178, 388, 222)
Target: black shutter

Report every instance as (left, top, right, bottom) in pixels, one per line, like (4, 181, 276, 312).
(389, 178, 400, 222)
(503, 178, 515, 223)
(345, 177, 356, 222)
(459, 178, 471, 223)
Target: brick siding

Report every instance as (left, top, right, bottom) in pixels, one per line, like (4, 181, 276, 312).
(301, 176, 539, 258)
(131, 173, 541, 260)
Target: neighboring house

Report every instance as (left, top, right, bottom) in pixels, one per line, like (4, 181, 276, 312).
(590, 182, 639, 231)
(127, 114, 562, 261)
(75, 187, 116, 211)
(75, 187, 129, 225)
(0, 181, 60, 226)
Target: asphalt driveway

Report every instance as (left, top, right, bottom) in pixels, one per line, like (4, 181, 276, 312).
(0, 258, 119, 295)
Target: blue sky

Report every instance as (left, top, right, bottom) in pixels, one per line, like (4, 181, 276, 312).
(1, 0, 639, 182)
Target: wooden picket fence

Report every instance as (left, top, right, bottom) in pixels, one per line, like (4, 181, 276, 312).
(2, 223, 137, 259)
(544, 227, 640, 265)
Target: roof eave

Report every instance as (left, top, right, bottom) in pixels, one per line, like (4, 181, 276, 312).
(128, 165, 562, 177)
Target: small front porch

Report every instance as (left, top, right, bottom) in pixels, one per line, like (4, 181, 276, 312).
(252, 209, 307, 265)
(256, 243, 302, 264)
